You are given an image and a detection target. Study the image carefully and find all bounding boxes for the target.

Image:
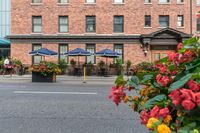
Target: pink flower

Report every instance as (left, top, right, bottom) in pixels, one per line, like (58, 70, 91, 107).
(180, 89, 196, 102)
(109, 86, 126, 106)
(156, 63, 168, 74)
(159, 107, 169, 118)
(169, 89, 182, 106)
(195, 93, 200, 106)
(167, 52, 179, 62)
(140, 110, 150, 125)
(156, 75, 170, 87)
(182, 100, 196, 110)
(187, 80, 200, 92)
(177, 43, 183, 50)
(150, 105, 160, 118)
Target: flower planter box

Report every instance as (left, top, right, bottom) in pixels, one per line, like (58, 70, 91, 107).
(32, 72, 56, 83)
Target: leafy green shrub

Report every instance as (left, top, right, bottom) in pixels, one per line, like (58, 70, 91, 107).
(58, 59, 68, 74)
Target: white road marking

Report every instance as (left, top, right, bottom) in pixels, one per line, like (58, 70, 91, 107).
(14, 91, 98, 95)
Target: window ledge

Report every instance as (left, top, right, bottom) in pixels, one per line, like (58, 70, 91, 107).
(144, 26, 152, 28)
(158, 3, 170, 5)
(112, 3, 125, 5)
(144, 3, 152, 5)
(158, 27, 168, 29)
(84, 3, 96, 5)
(112, 33, 125, 35)
(57, 33, 69, 35)
(176, 2, 184, 5)
(84, 33, 97, 35)
(30, 33, 43, 35)
(30, 3, 43, 6)
(176, 27, 185, 29)
(195, 31, 200, 34)
(57, 3, 69, 6)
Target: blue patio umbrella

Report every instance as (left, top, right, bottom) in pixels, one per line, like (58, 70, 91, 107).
(29, 48, 58, 56)
(29, 48, 58, 61)
(64, 48, 91, 65)
(96, 49, 121, 64)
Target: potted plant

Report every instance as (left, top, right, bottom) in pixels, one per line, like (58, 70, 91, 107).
(126, 60, 132, 76)
(84, 61, 94, 76)
(30, 61, 61, 82)
(115, 58, 124, 75)
(109, 37, 200, 133)
(12, 59, 23, 75)
(97, 60, 106, 76)
(58, 59, 68, 75)
(197, 11, 200, 18)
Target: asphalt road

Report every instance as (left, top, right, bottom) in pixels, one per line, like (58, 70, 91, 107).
(0, 80, 148, 133)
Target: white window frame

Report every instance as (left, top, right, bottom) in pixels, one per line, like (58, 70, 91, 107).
(85, 0, 96, 4)
(158, 0, 170, 4)
(113, 0, 124, 4)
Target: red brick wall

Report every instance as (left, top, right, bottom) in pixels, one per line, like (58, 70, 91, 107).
(11, 0, 194, 35)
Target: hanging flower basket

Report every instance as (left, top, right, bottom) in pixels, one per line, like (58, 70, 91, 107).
(196, 11, 200, 18)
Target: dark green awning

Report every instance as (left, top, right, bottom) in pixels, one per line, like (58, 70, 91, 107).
(0, 38, 10, 46)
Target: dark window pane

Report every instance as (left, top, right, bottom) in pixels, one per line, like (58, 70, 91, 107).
(159, 15, 169, 27)
(145, 15, 151, 27)
(114, 16, 124, 32)
(86, 16, 96, 32)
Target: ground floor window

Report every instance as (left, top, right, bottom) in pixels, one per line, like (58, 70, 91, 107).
(86, 44, 95, 64)
(151, 45, 176, 62)
(32, 44, 42, 64)
(0, 48, 10, 59)
(114, 44, 123, 63)
(59, 44, 68, 62)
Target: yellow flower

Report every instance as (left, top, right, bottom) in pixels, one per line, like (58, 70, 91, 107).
(123, 95, 129, 103)
(146, 117, 159, 129)
(157, 124, 171, 133)
(163, 115, 172, 125)
(133, 96, 139, 101)
(194, 129, 199, 133)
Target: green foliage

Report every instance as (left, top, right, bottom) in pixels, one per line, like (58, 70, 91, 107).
(12, 59, 22, 67)
(169, 74, 192, 92)
(58, 59, 68, 74)
(144, 94, 166, 109)
(115, 58, 124, 75)
(70, 59, 76, 66)
(97, 60, 105, 69)
(126, 60, 132, 68)
(115, 75, 126, 86)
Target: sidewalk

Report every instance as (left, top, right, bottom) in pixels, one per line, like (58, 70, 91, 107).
(0, 74, 120, 83)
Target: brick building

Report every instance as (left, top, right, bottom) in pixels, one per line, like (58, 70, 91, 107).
(7, 0, 200, 65)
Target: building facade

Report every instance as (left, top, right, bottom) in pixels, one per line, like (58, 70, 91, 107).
(8, 0, 200, 65)
(0, 0, 11, 58)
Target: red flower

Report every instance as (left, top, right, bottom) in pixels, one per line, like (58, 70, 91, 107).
(182, 100, 196, 110)
(156, 63, 168, 74)
(180, 89, 196, 102)
(195, 93, 200, 106)
(156, 74, 170, 87)
(140, 110, 150, 125)
(169, 89, 182, 106)
(167, 52, 179, 62)
(187, 80, 200, 92)
(150, 105, 160, 118)
(177, 43, 183, 50)
(159, 107, 169, 118)
(109, 86, 126, 106)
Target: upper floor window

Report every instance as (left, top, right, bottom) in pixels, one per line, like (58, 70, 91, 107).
(113, 0, 124, 4)
(32, 0, 42, 3)
(159, 15, 169, 27)
(197, 0, 200, 6)
(86, 0, 96, 3)
(177, 15, 184, 27)
(177, 0, 183, 3)
(197, 18, 200, 31)
(59, 16, 68, 33)
(86, 16, 96, 33)
(145, 15, 151, 27)
(114, 16, 124, 33)
(32, 16, 42, 33)
(58, 0, 69, 4)
(159, 0, 170, 3)
(144, 0, 151, 3)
